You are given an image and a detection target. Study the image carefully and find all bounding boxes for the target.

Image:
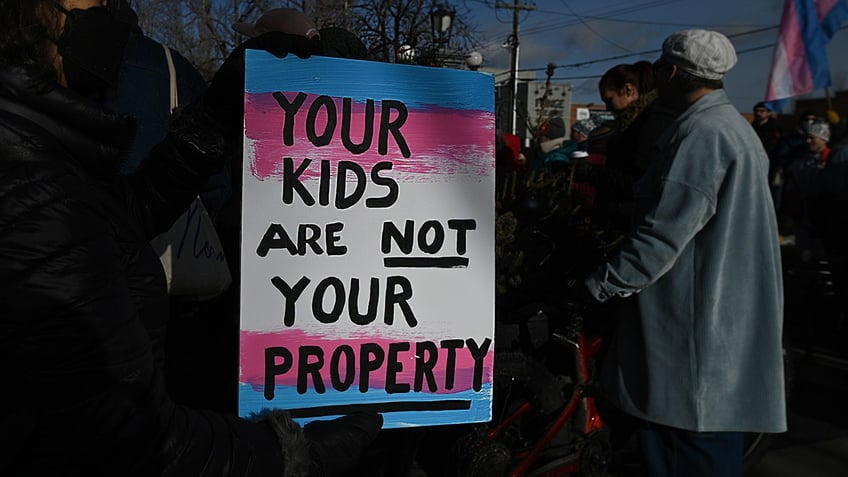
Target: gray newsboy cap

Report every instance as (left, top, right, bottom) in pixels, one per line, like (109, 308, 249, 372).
(660, 29, 737, 80)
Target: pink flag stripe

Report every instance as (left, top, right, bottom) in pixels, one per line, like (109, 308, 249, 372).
(765, 0, 848, 106)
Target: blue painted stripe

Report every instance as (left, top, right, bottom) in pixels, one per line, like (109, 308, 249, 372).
(238, 383, 493, 429)
(244, 50, 494, 112)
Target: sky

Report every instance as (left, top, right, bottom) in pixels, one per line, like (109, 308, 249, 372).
(468, 0, 848, 113)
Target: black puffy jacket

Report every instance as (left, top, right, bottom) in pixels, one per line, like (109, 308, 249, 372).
(0, 67, 308, 476)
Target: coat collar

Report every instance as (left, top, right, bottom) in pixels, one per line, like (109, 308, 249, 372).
(0, 67, 136, 179)
(610, 89, 659, 131)
(656, 89, 730, 148)
(675, 88, 730, 125)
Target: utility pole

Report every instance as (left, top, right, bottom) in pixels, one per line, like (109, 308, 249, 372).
(496, 0, 535, 135)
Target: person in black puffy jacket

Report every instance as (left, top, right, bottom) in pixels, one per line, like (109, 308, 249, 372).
(0, 1, 381, 476)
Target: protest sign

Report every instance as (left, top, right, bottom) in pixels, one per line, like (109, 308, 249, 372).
(238, 51, 495, 428)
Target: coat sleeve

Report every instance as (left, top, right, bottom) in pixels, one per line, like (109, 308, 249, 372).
(121, 104, 227, 239)
(586, 129, 722, 301)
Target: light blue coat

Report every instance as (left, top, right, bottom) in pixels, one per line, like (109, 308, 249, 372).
(586, 90, 786, 433)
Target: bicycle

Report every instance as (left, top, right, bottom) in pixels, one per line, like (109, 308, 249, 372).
(450, 300, 611, 477)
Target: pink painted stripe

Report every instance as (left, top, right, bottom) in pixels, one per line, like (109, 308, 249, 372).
(245, 92, 495, 181)
(239, 329, 494, 394)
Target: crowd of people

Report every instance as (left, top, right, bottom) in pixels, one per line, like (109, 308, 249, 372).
(514, 68, 848, 260)
(0, 0, 817, 475)
(752, 103, 848, 255)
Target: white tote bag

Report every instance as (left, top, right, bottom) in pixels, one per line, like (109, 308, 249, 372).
(149, 44, 232, 297)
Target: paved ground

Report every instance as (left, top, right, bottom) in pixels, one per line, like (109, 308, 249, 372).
(747, 348, 848, 477)
(750, 433, 848, 477)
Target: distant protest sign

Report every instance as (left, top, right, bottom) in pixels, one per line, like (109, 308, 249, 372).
(238, 51, 495, 428)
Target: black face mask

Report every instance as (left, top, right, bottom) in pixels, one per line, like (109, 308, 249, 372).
(54, 5, 132, 96)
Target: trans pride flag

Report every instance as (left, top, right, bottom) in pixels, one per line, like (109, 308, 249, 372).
(237, 51, 495, 428)
(765, 0, 848, 110)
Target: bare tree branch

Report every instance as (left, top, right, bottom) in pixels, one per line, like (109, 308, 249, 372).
(133, 0, 479, 79)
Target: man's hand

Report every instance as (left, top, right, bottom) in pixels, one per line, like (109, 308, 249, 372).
(564, 275, 599, 311)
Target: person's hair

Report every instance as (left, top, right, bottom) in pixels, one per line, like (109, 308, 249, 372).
(674, 68, 723, 94)
(0, 0, 58, 80)
(598, 61, 656, 95)
(798, 110, 818, 123)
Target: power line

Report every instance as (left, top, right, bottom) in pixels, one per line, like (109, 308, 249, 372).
(516, 24, 782, 73)
(557, 0, 635, 53)
(517, 0, 682, 39)
(478, 0, 683, 50)
(537, 23, 848, 85)
(559, 15, 773, 29)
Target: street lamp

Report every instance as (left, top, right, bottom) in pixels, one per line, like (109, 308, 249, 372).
(466, 51, 483, 70)
(430, 5, 455, 46)
(397, 44, 418, 63)
(425, 5, 480, 70)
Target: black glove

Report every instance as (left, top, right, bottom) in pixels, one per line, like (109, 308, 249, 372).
(303, 412, 383, 477)
(202, 32, 321, 137)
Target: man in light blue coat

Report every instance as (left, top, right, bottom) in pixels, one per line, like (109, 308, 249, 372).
(585, 29, 786, 477)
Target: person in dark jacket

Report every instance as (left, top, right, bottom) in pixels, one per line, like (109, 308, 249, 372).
(576, 61, 676, 236)
(99, 0, 235, 413)
(751, 101, 782, 158)
(750, 101, 783, 209)
(107, 1, 207, 175)
(0, 1, 380, 476)
(780, 118, 835, 251)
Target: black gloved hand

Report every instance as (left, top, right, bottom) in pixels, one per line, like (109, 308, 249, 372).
(202, 32, 321, 137)
(303, 412, 383, 477)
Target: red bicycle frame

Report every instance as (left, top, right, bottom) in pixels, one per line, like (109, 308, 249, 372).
(482, 325, 606, 477)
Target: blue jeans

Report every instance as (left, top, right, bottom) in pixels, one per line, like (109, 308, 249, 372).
(638, 422, 743, 477)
